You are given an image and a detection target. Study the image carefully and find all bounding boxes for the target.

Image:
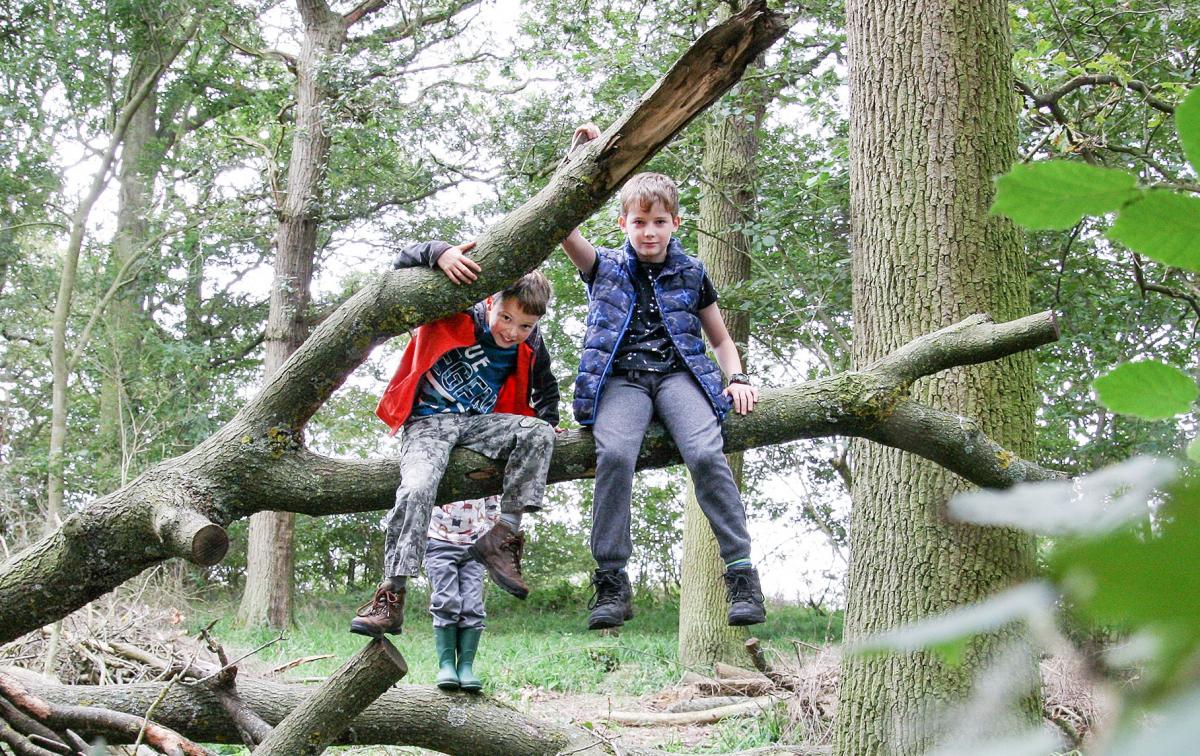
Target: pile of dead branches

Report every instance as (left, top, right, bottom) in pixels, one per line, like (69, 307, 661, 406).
(602, 638, 1102, 753)
(599, 637, 837, 753)
(0, 582, 204, 688)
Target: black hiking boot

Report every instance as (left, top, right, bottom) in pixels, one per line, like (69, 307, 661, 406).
(587, 568, 634, 630)
(724, 565, 766, 626)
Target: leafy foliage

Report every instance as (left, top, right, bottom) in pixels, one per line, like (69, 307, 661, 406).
(991, 162, 1139, 230)
(1093, 362, 1199, 420)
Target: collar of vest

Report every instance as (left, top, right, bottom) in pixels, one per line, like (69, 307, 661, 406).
(622, 237, 689, 277)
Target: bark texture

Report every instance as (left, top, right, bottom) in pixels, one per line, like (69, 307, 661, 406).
(678, 54, 765, 668)
(239, 0, 347, 630)
(254, 638, 407, 756)
(835, 1, 1039, 754)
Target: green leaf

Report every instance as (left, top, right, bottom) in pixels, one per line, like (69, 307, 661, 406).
(1108, 191, 1200, 273)
(1050, 476, 1200, 695)
(851, 583, 1055, 662)
(1093, 361, 1198, 419)
(991, 161, 1140, 229)
(1188, 438, 1200, 464)
(1177, 88, 1200, 175)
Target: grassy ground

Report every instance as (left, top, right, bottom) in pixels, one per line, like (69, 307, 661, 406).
(193, 585, 843, 697)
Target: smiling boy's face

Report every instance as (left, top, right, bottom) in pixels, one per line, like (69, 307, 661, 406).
(486, 297, 541, 348)
(618, 199, 681, 264)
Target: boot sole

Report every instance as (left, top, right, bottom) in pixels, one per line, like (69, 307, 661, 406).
(588, 606, 634, 630)
(468, 544, 529, 599)
(437, 680, 461, 691)
(727, 612, 766, 627)
(349, 619, 403, 638)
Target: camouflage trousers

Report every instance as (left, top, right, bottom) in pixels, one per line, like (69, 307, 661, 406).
(383, 413, 555, 578)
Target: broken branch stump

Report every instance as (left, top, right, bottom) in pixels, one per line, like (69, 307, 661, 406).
(253, 637, 407, 756)
(745, 638, 802, 692)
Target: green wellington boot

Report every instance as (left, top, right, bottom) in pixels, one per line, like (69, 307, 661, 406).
(434, 625, 460, 690)
(457, 627, 483, 692)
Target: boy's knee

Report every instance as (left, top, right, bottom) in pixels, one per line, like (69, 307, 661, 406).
(395, 468, 439, 501)
(596, 444, 638, 470)
(521, 418, 555, 447)
(688, 448, 729, 476)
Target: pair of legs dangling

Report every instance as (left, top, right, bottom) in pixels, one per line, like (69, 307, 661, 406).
(587, 371, 765, 629)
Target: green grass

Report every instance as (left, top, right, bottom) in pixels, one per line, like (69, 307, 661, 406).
(191, 586, 842, 698)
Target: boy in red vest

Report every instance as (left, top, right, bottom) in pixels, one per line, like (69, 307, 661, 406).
(351, 240, 559, 638)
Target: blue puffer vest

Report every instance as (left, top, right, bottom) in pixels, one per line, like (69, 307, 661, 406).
(573, 238, 731, 425)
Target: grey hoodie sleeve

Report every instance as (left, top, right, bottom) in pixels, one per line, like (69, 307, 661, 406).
(392, 240, 453, 270)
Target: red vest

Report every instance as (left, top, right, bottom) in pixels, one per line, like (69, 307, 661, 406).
(375, 312, 535, 434)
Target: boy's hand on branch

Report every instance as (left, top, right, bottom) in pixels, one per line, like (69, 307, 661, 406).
(724, 383, 759, 415)
(569, 123, 601, 154)
(436, 241, 480, 285)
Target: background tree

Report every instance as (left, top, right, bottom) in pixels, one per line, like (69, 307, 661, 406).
(238, 0, 488, 629)
(834, 0, 1040, 753)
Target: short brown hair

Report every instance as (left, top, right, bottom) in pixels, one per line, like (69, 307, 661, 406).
(497, 270, 552, 316)
(619, 173, 680, 216)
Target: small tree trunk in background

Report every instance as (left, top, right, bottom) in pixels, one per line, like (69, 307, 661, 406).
(238, 1, 345, 629)
(678, 49, 765, 668)
(834, 1, 1039, 753)
(100, 57, 160, 488)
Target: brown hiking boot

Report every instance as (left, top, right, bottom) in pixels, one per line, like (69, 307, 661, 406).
(468, 522, 529, 599)
(349, 579, 406, 638)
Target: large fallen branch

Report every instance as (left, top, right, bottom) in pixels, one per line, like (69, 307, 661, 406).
(0, 671, 213, 756)
(604, 698, 776, 727)
(0, 667, 605, 756)
(255, 638, 407, 756)
(0, 1, 790, 646)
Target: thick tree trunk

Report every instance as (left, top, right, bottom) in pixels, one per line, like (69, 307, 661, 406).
(678, 59, 765, 668)
(835, 2, 1039, 754)
(239, 1, 345, 630)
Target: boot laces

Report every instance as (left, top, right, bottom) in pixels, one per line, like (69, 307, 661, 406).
(356, 589, 399, 618)
(499, 531, 525, 573)
(725, 571, 762, 604)
(588, 571, 625, 610)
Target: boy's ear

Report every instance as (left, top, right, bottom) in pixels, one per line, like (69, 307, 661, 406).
(672, 215, 681, 230)
(617, 214, 627, 232)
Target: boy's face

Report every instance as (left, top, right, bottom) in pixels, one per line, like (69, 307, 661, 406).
(486, 297, 541, 348)
(619, 200, 681, 263)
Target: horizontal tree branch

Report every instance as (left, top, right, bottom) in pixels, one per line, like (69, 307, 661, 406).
(245, 311, 1064, 518)
(346, 0, 482, 47)
(1016, 74, 1175, 114)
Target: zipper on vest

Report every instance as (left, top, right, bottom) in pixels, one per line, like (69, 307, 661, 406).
(591, 291, 637, 420)
(652, 276, 724, 419)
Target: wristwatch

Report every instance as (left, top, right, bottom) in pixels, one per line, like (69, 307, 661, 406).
(729, 373, 752, 386)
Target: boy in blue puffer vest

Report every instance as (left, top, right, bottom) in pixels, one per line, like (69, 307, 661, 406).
(561, 124, 766, 630)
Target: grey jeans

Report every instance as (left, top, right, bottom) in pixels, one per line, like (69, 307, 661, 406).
(383, 412, 555, 578)
(591, 370, 751, 571)
(424, 538, 487, 629)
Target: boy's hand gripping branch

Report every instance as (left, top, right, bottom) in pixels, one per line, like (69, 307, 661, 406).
(435, 240, 481, 285)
